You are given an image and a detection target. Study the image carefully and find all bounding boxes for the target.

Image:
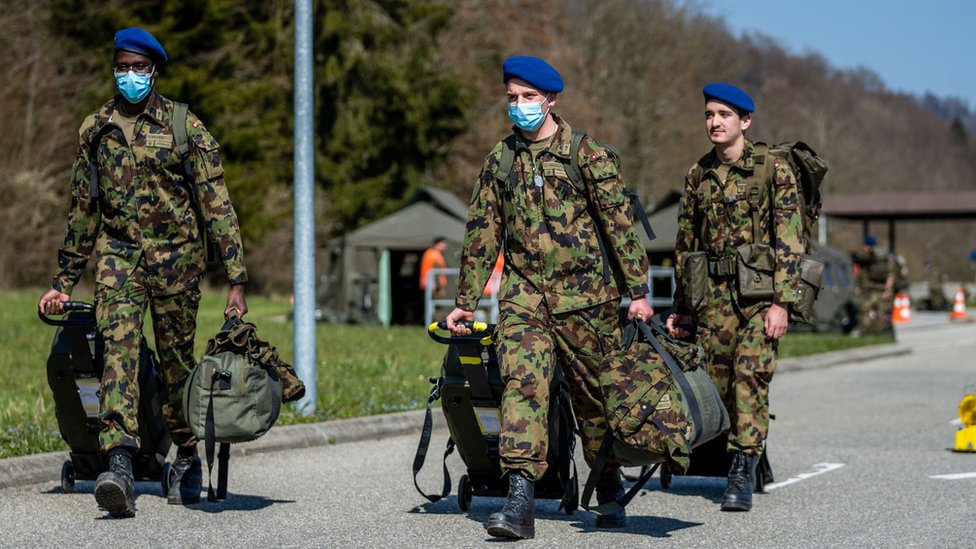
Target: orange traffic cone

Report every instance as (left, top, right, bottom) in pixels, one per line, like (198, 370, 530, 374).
(892, 292, 912, 324)
(950, 287, 969, 321)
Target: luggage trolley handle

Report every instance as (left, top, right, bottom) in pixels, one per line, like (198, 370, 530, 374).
(38, 301, 95, 327)
(426, 320, 495, 344)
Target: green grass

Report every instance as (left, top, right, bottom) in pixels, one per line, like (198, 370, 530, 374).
(0, 289, 445, 458)
(0, 288, 892, 458)
(778, 332, 895, 359)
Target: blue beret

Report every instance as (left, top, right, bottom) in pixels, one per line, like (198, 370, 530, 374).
(864, 235, 877, 246)
(503, 56, 564, 93)
(114, 27, 168, 65)
(703, 82, 754, 114)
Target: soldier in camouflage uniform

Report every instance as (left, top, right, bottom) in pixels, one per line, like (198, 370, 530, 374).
(38, 28, 248, 518)
(666, 83, 804, 512)
(445, 56, 651, 539)
(852, 236, 895, 335)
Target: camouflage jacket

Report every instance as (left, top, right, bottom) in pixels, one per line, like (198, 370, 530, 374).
(854, 249, 895, 289)
(673, 140, 803, 315)
(52, 92, 247, 296)
(455, 114, 649, 315)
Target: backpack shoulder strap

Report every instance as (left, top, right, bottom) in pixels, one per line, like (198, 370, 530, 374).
(568, 130, 586, 188)
(493, 133, 518, 184)
(85, 121, 116, 202)
(747, 142, 771, 244)
(171, 101, 195, 181)
(172, 101, 190, 158)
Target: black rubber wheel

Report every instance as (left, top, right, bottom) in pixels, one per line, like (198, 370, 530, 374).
(160, 461, 172, 497)
(60, 460, 75, 494)
(457, 474, 472, 512)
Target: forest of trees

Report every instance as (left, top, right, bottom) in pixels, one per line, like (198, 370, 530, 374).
(1, 0, 973, 290)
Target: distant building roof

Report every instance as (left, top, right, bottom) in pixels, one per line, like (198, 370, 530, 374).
(822, 192, 976, 220)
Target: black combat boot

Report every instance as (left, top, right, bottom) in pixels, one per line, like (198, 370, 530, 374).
(167, 445, 202, 505)
(485, 471, 535, 539)
(720, 451, 756, 512)
(595, 467, 627, 528)
(94, 448, 136, 518)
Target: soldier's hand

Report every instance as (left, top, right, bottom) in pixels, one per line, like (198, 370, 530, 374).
(628, 295, 653, 322)
(445, 307, 474, 336)
(764, 303, 789, 340)
(39, 288, 70, 315)
(225, 284, 248, 319)
(666, 313, 693, 338)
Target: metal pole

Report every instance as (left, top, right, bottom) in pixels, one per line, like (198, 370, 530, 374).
(293, 0, 316, 415)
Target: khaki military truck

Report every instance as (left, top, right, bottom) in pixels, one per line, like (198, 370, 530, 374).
(797, 243, 858, 333)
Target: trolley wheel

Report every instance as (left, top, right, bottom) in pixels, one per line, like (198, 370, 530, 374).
(161, 461, 172, 497)
(60, 460, 76, 494)
(660, 463, 672, 490)
(457, 474, 473, 512)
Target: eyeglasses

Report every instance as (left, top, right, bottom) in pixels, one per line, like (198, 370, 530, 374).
(113, 62, 154, 74)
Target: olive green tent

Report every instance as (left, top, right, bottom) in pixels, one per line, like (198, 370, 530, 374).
(319, 189, 468, 325)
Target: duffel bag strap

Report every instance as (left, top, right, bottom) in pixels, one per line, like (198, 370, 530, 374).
(639, 320, 705, 446)
(205, 369, 232, 502)
(581, 431, 660, 515)
(412, 377, 455, 502)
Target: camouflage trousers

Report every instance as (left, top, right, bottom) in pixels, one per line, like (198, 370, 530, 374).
(696, 278, 776, 454)
(95, 262, 200, 452)
(495, 299, 620, 482)
(856, 286, 893, 335)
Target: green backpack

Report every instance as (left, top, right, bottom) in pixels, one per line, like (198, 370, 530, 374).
(184, 316, 301, 501)
(689, 141, 829, 323)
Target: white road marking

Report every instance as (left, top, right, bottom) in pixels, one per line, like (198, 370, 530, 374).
(929, 472, 976, 480)
(764, 462, 845, 491)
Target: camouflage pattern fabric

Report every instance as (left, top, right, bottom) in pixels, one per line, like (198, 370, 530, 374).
(495, 299, 621, 481)
(854, 250, 895, 334)
(599, 328, 694, 473)
(204, 319, 306, 403)
(695, 277, 776, 452)
(672, 140, 803, 454)
(96, 260, 200, 451)
(454, 113, 649, 481)
(455, 114, 649, 314)
(52, 92, 247, 296)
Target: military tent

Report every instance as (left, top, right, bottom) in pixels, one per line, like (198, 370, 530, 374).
(319, 189, 468, 325)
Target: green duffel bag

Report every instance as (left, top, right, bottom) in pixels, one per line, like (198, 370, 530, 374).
(184, 316, 284, 501)
(582, 318, 729, 517)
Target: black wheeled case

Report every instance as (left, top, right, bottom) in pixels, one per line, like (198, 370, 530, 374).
(40, 301, 172, 494)
(658, 436, 775, 492)
(414, 322, 579, 514)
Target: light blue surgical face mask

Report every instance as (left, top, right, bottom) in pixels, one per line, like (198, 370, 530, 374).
(508, 96, 551, 132)
(114, 69, 154, 104)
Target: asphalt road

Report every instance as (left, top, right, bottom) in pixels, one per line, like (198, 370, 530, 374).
(2, 312, 975, 548)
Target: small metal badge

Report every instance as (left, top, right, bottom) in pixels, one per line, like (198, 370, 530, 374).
(534, 174, 544, 187)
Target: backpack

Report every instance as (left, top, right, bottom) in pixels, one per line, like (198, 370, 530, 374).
(86, 101, 219, 262)
(756, 142, 828, 250)
(690, 141, 828, 323)
(493, 131, 656, 285)
(581, 319, 729, 516)
(183, 316, 305, 501)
